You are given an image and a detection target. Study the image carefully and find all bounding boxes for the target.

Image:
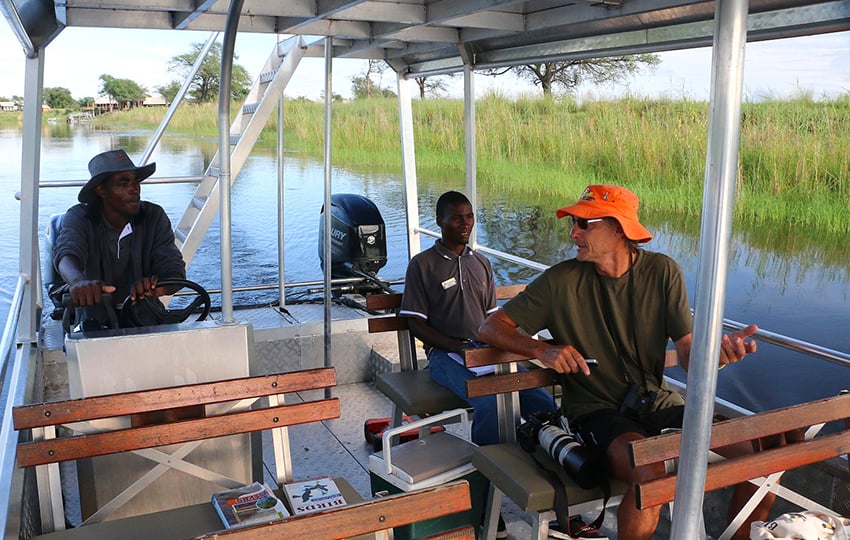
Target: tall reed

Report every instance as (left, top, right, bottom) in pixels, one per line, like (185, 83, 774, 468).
(91, 95, 850, 234)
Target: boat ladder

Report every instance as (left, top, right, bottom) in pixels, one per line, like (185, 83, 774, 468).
(172, 35, 309, 265)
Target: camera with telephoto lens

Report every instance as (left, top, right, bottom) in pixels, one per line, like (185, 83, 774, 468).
(618, 383, 657, 419)
(517, 411, 602, 489)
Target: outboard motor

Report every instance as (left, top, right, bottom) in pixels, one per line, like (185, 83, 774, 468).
(318, 194, 388, 293)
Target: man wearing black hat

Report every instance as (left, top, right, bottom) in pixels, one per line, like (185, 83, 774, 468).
(53, 149, 186, 328)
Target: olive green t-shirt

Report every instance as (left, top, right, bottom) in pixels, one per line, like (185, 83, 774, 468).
(502, 250, 692, 420)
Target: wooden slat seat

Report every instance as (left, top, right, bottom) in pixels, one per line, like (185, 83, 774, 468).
(628, 391, 850, 540)
(473, 443, 626, 514)
(367, 293, 469, 427)
(35, 481, 474, 540)
(13, 368, 366, 539)
(189, 480, 475, 540)
(463, 347, 627, 539)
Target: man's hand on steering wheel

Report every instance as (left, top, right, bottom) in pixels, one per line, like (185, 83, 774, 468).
(127, 275, 177, 302)
(69, 279, 116, 307)
(121, 278, 211, 326)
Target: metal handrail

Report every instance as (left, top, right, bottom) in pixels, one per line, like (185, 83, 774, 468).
(721, 318, 850, 368)
(198, 276, 406, 297)
(35, 176, 205, 188)
(0, 274, 29, 537)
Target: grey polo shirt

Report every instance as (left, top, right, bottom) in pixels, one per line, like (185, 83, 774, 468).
(399, 240, 497, 345)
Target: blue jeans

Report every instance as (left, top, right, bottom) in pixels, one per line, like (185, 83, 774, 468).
(428, 347, 558, 446)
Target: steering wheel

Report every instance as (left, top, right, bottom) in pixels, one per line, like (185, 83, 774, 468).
(120, 278, 211, 327)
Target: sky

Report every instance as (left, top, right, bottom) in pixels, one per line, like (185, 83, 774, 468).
(0, 24, 848, 102)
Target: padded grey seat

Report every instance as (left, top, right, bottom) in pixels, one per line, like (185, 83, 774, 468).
(375, 370, 469, 417)
(472, 444, 627, 516)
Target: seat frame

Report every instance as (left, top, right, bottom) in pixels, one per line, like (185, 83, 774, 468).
(366, 285, 526, 430)
(463, 347, 626, 540)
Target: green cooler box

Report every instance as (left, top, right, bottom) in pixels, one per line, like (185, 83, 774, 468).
(368, 409, 489, 539)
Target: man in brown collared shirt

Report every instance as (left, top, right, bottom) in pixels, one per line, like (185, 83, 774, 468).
(400, 190, 556, 446)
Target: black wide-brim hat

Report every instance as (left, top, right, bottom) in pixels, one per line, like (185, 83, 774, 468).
(78, 149, 156, 204)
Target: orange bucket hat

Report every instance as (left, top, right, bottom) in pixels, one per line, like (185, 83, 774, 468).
(556, 184, 653, 243)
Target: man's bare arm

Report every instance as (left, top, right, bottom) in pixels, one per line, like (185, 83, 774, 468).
(478, 310, 592, 376)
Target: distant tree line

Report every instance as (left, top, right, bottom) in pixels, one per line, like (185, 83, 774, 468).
(5, 42, 660, 111)
(21, 41, 253, 112)
(350, 54, 660, 99)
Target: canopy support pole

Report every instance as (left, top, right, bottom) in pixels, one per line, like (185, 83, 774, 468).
(671, 0, 748, 537)
(463, 63, 477, 246)
(18, 49, 45, 341)
(322, 38, 334, 398)
(218, 0, 244, 325)
(397, 75, 420, 259)
(277, 92, 287, 309)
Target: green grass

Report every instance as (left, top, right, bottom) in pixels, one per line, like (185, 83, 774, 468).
(86, 95, 850, 237)
(0, 111, 22, 128)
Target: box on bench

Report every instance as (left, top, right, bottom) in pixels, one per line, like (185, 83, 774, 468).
(368, 409, 489, 539)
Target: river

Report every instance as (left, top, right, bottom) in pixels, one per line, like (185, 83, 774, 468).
(1, 122, 848, 413)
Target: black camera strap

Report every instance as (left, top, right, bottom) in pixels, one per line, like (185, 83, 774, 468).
(533, 450, 610, 535)
(595, 249, 650, 392)
(532, 373, 610, 535)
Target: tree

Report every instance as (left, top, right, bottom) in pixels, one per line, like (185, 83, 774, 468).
(99, 75, 148, 108)
(351, 60, 396, 99)
(413, 74, 458, 99)
(78, 97, 95, 109)
(157, 81, 183, 104)
(488, 55, 660, 97)
(43, 87, 75, 109)
(319, 91, 345, 103)
(167, 42, 252, 103)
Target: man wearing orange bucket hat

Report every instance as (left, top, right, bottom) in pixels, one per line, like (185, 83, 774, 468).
(479, 185, 771, 540)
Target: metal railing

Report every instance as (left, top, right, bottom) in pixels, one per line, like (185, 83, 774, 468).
(0, 274, 30, 538)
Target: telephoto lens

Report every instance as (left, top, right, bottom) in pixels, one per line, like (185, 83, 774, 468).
(537, 420, 602, 489)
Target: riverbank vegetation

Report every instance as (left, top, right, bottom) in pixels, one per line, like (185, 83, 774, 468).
(84, 95, 850, 235)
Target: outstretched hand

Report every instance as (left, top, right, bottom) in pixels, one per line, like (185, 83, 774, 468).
(719, 324, 759, 368)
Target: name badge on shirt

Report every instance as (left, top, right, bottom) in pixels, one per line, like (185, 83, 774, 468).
(441, 277, 457, 290)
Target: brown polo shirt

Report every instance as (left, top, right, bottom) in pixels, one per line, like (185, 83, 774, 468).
(400, 240, 497, 346)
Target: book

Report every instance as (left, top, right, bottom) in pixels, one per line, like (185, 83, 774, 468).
(283, 476, 347, 515)
(211, 481, 290, 530)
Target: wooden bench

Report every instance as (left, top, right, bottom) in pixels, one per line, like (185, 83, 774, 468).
(190, 480, 475, 539)
(366, 285, 526, 429)
(629, 391, 850, 540)
(463, 346, 628, 540)
(13, 368, 365, 539)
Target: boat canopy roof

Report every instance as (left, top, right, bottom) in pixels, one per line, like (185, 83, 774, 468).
(3, 0, 849, 76)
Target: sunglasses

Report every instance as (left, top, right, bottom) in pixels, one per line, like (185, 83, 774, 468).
(570, 217, 605, 230)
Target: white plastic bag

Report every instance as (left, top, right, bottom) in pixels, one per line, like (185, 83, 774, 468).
(750, 511, 850, 540)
